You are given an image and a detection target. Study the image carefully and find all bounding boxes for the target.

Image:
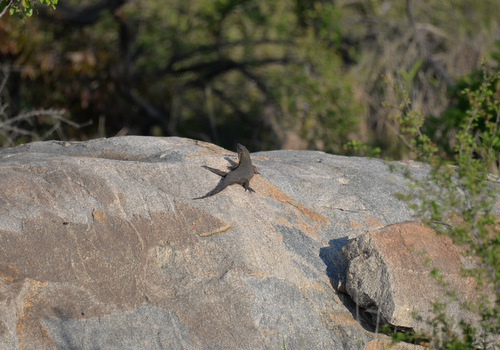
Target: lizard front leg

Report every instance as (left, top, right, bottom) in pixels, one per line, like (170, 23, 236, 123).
(242, 180, 255, 193)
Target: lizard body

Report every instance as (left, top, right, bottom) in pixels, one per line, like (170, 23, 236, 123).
(194, 143, 256, 199)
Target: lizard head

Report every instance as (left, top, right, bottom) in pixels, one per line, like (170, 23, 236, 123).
(236, 143, 249, 157)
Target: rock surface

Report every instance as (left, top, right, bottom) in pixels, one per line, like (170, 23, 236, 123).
(342, 221, 480, 331)
(0, 136, 493, 349)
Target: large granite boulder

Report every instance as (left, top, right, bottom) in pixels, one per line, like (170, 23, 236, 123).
(0, 136, 493, 349)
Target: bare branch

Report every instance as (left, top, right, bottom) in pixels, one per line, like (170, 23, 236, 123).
(0, 108, 91, 148)
(0, 109, 65, 128)
(1, 125, 37, 136)
(0, 66, 9, 93)
(0, 0, 13, 19)
(39, 120, 61, 141)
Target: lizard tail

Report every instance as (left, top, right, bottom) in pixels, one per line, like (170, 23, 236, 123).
(193, 181, 229, 199)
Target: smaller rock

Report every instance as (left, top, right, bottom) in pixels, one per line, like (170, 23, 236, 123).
(342, 221, 480, 334)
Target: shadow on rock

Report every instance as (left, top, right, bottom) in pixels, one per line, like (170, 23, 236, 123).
(320, 237, 376, 333)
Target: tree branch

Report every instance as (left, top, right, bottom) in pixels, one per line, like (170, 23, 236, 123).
(175, 57, 293, 88)
(165, 39, 294, 71)
(0, 0, 12, 19)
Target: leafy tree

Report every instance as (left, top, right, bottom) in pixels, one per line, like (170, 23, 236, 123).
(0, 0, 362, 151)
(1, 0, 499, 154)
(425, 42, 500, 159)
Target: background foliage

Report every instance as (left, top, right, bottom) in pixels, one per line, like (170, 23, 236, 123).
(1, 0, 499, 155)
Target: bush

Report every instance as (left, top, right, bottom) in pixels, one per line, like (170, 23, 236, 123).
(388, 66, 499, 348)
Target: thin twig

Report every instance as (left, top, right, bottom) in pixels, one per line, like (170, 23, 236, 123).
(0, 67, 9, 93)
(0, 107, 92, 148)
(1, 125, 37, 136)
(40, 121, 61, 140)
(0, 109, 65, 128)
(0, 0, 13, 19)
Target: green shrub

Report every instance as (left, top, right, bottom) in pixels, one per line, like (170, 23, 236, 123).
(389, 66, 499, 348)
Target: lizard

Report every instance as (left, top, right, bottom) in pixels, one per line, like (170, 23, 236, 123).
(193, 143, 258, 199)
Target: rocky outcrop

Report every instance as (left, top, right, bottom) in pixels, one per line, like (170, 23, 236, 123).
(0, 136, 495, 349)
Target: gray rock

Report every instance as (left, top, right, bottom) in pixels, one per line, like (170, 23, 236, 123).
(0, 136, 436, 349)
(342, 220, 495, 339)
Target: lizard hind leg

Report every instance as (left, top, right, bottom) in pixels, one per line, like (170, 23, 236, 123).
(202, 165, 228, 177)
